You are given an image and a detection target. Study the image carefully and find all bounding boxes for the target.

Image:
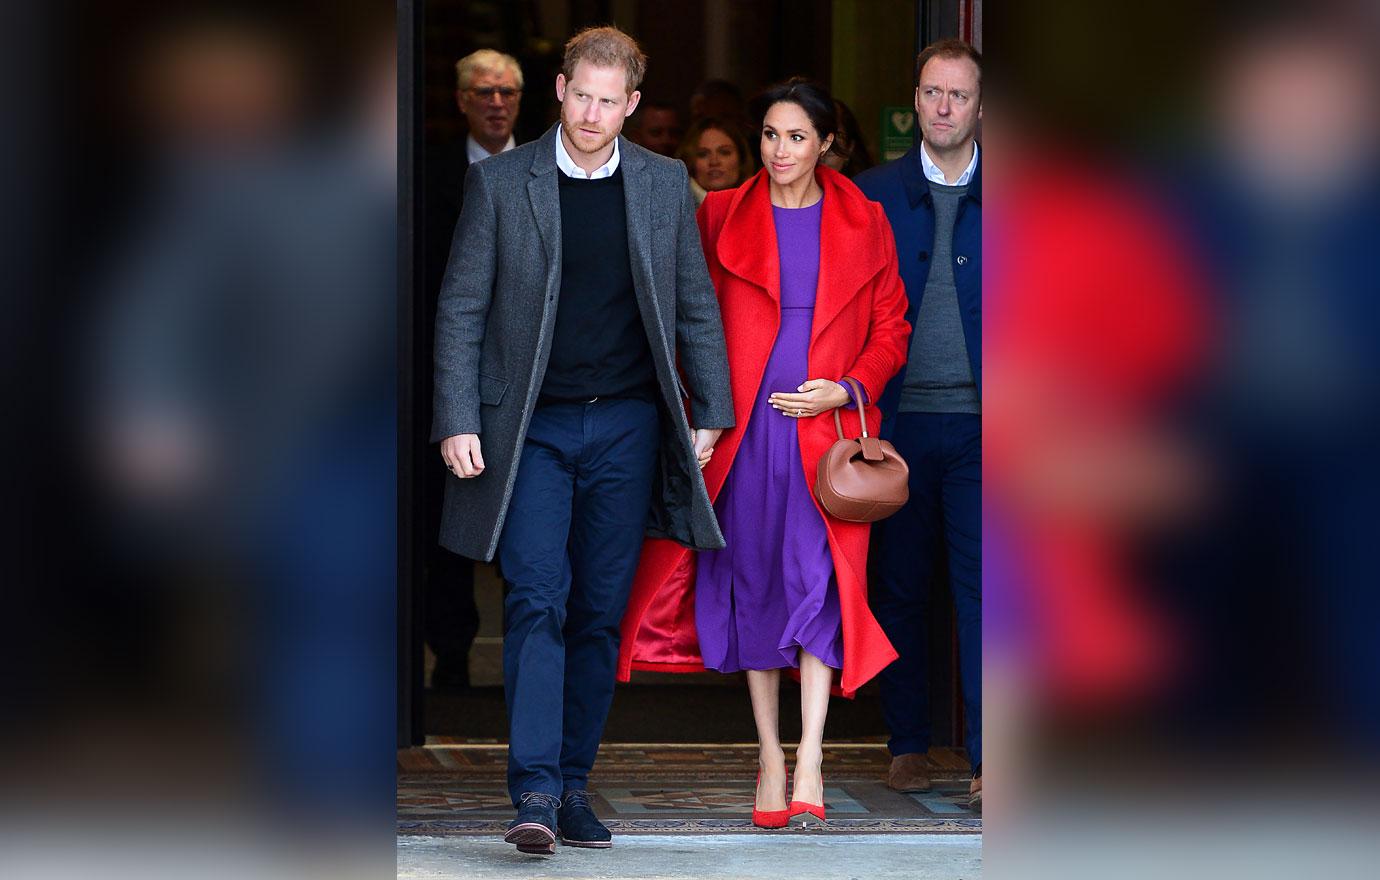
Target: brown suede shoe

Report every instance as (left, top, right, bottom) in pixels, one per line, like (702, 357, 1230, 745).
(968, 766, 982, 812)
(886, 753, 932, 792)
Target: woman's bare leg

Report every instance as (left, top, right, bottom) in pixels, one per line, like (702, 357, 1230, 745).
(792, 650, 833, 805)
(746, 668, 787, 810)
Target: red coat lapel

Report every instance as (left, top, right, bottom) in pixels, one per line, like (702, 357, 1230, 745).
(713, 167, 889, 342)
(812, 166, 889, 348)
(713, 171, 779, 302)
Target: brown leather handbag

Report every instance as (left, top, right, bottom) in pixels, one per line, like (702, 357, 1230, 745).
(814, 378, 909, 522)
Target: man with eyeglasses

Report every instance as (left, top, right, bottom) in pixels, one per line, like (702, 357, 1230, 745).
(456, 49, 524, 164)
(435, 49, 525, 246)
(855, 38, 984, 811)
(423, 48, 525, 693)
(434, 51, 526, 247)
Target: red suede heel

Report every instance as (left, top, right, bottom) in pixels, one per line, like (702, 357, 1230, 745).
(751, 771, 789, 829)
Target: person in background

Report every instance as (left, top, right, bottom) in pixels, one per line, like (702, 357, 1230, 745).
(424, 48, 525, 690)
(822, 98, 874, 178)
(433, 49, 524, 235)
(621, 77, 909, 830)
(630, 100, 683, 156)
(854, 38, 984, 810)
(677, 116, 752, 205)
(429, 49, 524, 283)
(689, 78, 746, 123)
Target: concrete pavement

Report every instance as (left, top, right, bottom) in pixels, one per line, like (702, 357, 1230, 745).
(397, 832, 981, 879)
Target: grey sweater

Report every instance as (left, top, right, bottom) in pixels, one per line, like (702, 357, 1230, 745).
(899, 180, 979, 414)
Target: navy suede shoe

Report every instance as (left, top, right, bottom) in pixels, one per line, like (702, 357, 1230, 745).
(504, 792, 559, 855)
(557, 789, 612, 848)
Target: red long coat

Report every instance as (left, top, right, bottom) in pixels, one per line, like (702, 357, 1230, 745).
(616, 166, 912, 697)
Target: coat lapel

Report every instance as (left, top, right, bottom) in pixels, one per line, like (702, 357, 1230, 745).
(527, 125, 561, 266)
(899, 142, 930, 210)
(619, 138, 658, 317)
(714, 168, 888, 343)
(812, 167, 887, 347)
(714, 171, 780, 303)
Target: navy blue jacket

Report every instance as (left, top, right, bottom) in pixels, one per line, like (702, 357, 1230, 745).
(854, 143, 982, 434)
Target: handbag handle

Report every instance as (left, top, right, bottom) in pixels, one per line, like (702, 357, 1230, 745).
(831, 377, 869, 440)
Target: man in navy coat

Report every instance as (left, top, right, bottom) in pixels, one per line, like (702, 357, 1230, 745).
(855, 38, 983, 809)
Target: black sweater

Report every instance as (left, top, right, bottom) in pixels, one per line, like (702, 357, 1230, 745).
(540, 167, 656, 401)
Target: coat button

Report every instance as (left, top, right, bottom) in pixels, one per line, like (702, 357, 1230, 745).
(956, 255, 968, 265)
(918, 250, 929, 261)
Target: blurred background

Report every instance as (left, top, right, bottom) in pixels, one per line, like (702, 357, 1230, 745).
(984, 0, 1380, 877)
(5, 1, 397, 877)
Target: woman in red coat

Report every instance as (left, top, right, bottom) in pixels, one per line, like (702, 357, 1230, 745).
(617, 79, 910, 826)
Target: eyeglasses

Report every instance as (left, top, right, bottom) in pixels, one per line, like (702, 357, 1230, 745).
(468, 86, 521, 103)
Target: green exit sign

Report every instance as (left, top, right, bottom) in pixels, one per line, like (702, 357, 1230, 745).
(880, 106, 915, 161)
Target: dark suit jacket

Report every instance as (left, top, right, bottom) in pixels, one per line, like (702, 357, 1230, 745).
(425, 139, 470, 305)
(855, 144, 982, 434)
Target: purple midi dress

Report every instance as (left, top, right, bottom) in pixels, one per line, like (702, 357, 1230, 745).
(695, 197, 844, 672)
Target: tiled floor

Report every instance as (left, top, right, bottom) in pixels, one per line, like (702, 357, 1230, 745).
(398, 743, 980, 836)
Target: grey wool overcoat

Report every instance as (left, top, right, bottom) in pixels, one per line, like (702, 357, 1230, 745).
(431, 124, 735, 562)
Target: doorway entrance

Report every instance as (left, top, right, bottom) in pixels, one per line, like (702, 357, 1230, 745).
(398, 0, 972, 762)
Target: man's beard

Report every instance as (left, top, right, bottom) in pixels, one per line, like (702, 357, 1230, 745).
(560, 113, 617, 156)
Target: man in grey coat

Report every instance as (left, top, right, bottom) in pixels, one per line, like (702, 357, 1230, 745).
(431, 27, 732, 855)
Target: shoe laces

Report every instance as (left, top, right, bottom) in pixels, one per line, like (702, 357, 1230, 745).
(518, 792, 560, 811)
(562, 789, 592, 809)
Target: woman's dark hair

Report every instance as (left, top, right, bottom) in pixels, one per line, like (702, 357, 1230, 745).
(749, 77, 837, 143)
(829, 98, 875, 177)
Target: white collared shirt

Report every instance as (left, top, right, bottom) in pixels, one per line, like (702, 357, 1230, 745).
(466, 134, 515, 165)
(555, 129, 621, 179)
(920, 141, 979, 186)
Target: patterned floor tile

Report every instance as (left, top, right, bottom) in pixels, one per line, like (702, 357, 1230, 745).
(906, 789, 977, 816)
(598, 786, 752, 814)
(397, 744, 980, 835)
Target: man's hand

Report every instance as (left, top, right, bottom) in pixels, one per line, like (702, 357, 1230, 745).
(691, 428, 723, 469)
(768, 379, 851, 419)
(441, 433, 485, 478)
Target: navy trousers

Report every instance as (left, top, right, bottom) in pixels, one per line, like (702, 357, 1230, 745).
(496, 397, 660, 805)
(872, 412, 982, 767)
